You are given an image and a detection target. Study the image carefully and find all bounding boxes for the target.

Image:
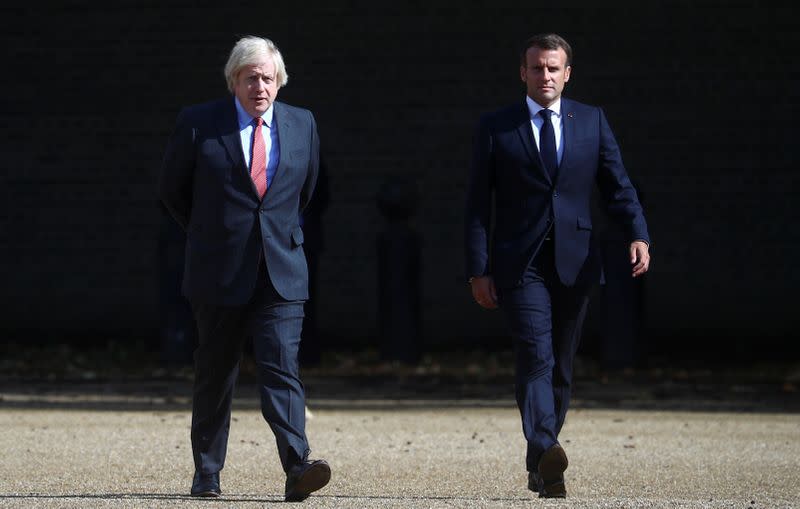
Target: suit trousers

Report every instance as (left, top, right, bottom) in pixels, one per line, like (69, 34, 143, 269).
(499, 239, 590, 472)
(190, 262, 310, 475)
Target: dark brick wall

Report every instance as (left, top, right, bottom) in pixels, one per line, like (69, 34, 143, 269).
(2, 2, 798, 356)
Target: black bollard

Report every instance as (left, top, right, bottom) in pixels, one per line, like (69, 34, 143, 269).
(600, 223, 642, 370)
(600, 180, 646, 371)
(157, 203, 197, 365)
(376, 177, 422, 364)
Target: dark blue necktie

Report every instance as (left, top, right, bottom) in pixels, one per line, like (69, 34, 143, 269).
(538, 109, 558, 180)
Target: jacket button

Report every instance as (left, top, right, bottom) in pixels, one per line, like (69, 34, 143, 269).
(552, 191, 558, 197)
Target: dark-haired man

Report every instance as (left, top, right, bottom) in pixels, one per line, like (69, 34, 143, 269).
(465, 33, 650, 498)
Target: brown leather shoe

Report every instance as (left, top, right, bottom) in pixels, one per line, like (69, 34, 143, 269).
(537, 444, 568, 498)
(284, 459, 331, 502)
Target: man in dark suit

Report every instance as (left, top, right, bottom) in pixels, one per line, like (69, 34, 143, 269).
(464, 33, 650, 498)
(158, 35, 330, 502)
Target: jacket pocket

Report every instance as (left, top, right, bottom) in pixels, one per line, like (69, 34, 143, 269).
(577, 216, 592, 230)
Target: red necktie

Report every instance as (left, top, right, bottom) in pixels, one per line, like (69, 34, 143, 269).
(250, 118, 267, 198)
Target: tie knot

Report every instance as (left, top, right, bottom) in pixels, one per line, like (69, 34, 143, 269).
(254, 117, 263, 128)
(539, 109, 553, 120)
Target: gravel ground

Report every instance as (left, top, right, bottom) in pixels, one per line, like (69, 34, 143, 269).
(0, 398, 798, 508)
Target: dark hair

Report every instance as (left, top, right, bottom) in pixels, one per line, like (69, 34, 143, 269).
(520, 33, 573, 67)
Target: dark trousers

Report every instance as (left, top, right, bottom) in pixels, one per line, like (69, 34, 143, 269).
(499, 239, 590, 472)
(190, 265, 309, 475)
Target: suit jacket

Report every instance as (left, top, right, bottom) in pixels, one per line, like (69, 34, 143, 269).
(158, 98, 319, 305)
(465, 97, 649, 289)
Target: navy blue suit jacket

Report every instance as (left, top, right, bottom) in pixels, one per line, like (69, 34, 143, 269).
(465, 98, 649, 289)
(158, 98, 319, 305)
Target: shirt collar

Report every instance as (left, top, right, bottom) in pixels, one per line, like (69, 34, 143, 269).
(234, 97, 274, 129)
(526, 95, 562, 119)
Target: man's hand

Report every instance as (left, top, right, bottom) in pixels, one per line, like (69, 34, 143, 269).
(630, 240, 650, 277)
(470, 275, 498, 309)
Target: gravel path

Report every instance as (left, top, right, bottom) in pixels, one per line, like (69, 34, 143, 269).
(1, 398, 798, 508)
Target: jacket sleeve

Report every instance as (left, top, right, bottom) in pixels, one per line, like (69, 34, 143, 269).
(299, 110, 319, 214)
(595, 108, 650, 245)
(464, 114, 494, 279)
(157, 108, 195, 231)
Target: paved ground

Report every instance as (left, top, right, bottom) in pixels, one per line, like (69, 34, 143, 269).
(1, 389, 798, 508)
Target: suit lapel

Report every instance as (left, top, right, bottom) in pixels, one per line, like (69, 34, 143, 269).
(557, 97, 576, 185)
(218, 98, 248, 179)
(515, 102, 537, 163)
(217, 98, 266, 198)
(515, 100, 552, 184)
(263, 101, 291, 200)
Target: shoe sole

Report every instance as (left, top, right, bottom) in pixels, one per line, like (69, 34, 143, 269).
(285, 462, 332, 502)
(539, 483, 567, 499)
(191, 490, 220, 498)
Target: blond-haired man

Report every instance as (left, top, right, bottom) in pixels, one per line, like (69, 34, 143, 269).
(159, 36, 330, 501)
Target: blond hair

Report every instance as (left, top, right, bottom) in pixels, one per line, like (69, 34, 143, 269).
(224, 36, 288, 92)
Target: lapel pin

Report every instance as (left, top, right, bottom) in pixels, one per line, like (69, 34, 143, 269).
(567, 112, 574, 118)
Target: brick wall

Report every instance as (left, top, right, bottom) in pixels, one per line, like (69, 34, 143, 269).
(2, 2, 797, 356)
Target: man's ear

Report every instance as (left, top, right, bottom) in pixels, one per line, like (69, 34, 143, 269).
(564, 65, 571, 83)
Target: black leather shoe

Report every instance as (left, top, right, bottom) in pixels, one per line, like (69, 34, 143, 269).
(537, 444, 568, 498)
(284, 459, 331, 502)
(191, 471, 221, 497)
(528, 470, 542, 493)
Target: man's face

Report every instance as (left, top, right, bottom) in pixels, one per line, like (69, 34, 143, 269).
(520, 47, 571, 108)
(233, 57, 279, 118)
